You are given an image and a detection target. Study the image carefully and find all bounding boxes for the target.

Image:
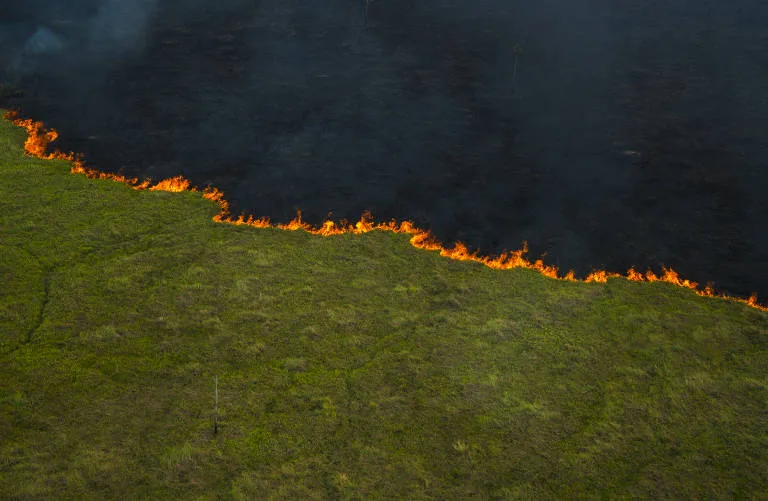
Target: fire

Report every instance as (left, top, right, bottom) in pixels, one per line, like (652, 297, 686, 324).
(148, 175, 190, 192)
(5, 110, 767, 312)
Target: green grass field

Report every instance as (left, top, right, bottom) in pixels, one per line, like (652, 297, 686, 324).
(0, 111, 766, 499)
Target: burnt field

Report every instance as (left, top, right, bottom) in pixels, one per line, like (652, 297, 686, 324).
(2, 0, 767, 300)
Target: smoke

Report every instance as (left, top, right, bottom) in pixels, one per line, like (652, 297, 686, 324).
(1, 0, 160, 80)
(4, 25, 63, 76)
(86, 0, 159, 58)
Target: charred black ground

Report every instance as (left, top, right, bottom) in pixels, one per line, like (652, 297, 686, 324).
(2, 0, 767, 300)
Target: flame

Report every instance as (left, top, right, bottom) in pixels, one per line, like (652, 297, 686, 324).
(148, 175, 190, 192)
(4, 111, 232, 216)
(4, 110, 766, 312)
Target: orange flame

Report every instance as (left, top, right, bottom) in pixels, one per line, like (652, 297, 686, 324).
(4, 110, 766, 312)
(148, 175, 190, 192)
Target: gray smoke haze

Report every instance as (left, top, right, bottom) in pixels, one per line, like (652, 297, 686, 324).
(2, 0, 160, 78)
(2, 0, 767, 300)
(86, 0, 159, 57)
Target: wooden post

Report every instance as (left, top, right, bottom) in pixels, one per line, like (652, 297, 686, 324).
(214, 375, 218, 435)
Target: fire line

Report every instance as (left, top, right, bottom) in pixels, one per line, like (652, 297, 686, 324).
(4, 110, 766, 312)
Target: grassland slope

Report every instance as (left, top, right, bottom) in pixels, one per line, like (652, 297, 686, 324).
(0, 112, 766, 499)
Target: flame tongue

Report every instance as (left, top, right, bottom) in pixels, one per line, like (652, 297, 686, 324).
(4, 110, 766, 312)
(13, 116, 60, 158)
(148, 176, 190, 192)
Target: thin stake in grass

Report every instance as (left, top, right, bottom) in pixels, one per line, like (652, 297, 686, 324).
(214, 375, 219, 435)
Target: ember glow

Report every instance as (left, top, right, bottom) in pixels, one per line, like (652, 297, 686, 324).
(6, 111, 766, 312)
